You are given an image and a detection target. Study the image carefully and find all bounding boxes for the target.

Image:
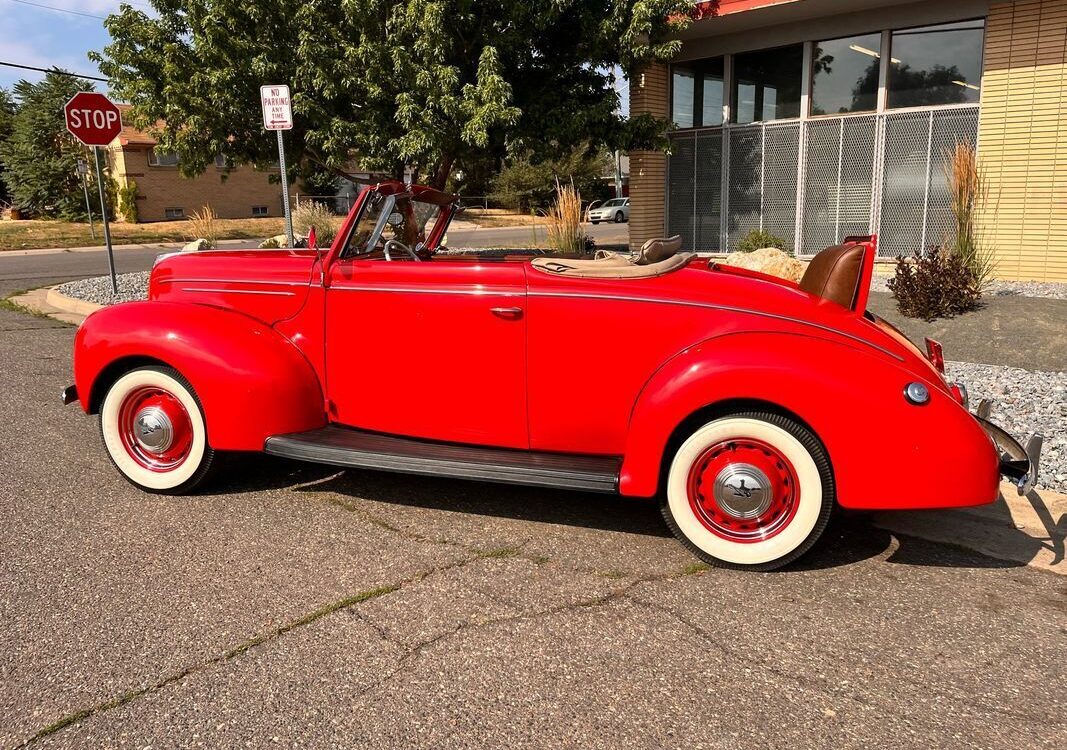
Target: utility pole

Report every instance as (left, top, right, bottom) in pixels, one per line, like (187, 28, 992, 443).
(614, 150, 624, 199)
(77, 158, 96, 240)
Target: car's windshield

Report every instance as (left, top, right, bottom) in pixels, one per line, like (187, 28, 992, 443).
(603, 199, 627, 207)
(342, 191, 446, 257)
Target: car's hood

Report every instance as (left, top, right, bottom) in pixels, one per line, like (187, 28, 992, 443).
(148, 248, 320, 324)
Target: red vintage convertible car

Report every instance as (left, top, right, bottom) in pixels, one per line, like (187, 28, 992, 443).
(64, 180, 1041, 569)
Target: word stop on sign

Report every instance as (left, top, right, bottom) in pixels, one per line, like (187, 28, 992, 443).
(68, 108, 120, 130)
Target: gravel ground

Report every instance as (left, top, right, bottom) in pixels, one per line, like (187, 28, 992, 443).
(871, 273, 1067, 300)
(946, 360, 1066, 493)
(55, 272, 1065, 493)
(55, 271, 149, 305)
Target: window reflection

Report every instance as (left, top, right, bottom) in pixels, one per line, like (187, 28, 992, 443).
(672, 57, 724, 129)
(888, 20, 985, 108)
(811, 33, 882, 115)
(732, 44, 803, 123)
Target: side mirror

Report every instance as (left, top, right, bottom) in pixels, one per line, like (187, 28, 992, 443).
(307, 225, 318, 251)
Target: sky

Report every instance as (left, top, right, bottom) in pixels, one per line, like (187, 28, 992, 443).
(0, 0, 144, 92)
(0, 0, 630, 114)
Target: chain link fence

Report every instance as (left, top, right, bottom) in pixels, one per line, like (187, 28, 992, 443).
(667, 104, 979, 257)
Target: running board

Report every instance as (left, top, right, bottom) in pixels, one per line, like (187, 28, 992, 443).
(264, 426, 621, 494)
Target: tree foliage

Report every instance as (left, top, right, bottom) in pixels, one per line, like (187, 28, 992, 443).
(490, 146, 611, 211)
(94, 0, 697, 188)
(0, 89, 16, 205)
(0, 72, 97, 218)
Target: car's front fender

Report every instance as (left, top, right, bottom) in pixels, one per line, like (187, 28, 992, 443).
(620, 331, 999, 510)
(74, 301, 325, 451)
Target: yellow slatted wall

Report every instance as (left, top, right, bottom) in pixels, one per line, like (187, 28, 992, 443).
(979, 0, 1067, 281)
(628, 64, 670, 252)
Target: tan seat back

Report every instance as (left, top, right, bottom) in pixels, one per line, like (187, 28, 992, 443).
(798, 243, 866, 308)
(637, 235, 682, 265)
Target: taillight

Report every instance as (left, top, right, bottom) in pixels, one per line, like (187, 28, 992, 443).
(924, 337, 945, 374)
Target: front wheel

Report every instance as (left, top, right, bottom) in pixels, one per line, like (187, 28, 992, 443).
(614, 211, 625, 223)
(661, 411, 834, 570)
(99, 365, 216, 494)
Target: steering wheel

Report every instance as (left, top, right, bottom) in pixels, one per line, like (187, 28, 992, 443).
(383, 238, 420, 261)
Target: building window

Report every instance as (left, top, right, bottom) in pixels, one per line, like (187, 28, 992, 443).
(148, 149, 179, 167)
(251, 205, 268, 217)
(164, 207, 185, 219)
(810, 33, 882, 115)
(733, 44, 803, 123)
(888, 20, 985, 108)
(671, 57, 725, 129)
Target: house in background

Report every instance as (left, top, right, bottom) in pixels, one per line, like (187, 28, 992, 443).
(105, 105, 383, 222)
(629, 0, 1067, 281)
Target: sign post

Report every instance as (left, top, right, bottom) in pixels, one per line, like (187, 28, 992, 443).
(77, 158, 96, 240)
(64, 92, 122, 293)
(261, 85, 294, 248)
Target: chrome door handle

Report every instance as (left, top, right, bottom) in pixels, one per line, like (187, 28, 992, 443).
(490, 306, 523, 318)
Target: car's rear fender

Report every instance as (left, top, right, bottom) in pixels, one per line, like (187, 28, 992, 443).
(74, 301, 325, 450)
(620, 331, 999, 509)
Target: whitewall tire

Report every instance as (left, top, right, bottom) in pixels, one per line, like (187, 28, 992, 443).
(661, 411, 834, 570)
(99, 366, 216, 494)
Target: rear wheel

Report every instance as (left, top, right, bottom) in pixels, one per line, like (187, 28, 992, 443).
(660, 411, 834, 570)
(99, 365, 216, 494)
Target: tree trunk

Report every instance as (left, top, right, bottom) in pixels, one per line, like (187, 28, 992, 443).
(430, 155, 455, 190)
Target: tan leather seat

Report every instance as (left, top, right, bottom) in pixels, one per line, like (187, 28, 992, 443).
(798, 243, 866, 308)
(531, 252, 695, 279)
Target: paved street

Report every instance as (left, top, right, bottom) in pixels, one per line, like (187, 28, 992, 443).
(0, 222, 630, 293)
(0, 295, 1064, 748)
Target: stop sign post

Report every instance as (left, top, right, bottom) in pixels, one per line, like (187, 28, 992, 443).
(64, 92, 123, 293)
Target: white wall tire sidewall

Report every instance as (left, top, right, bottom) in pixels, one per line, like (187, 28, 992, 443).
(101, 370, 207, 491)
(667, 418, 823, 566)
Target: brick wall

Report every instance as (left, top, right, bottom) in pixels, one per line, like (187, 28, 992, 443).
(114, 146, 285, 222)
(627, 64, 670, 252)
(978, 0, 1067, 281)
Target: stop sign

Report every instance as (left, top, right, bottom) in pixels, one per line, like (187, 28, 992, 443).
(64, 92, 122, 147)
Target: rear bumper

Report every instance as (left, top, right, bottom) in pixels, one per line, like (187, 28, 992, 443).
(974, 399, 1042, 495)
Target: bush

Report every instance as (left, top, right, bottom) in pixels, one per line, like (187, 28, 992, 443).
(118, 180, 139, 223)
(541, 180, 590, 255)
(292, 200, 341, 247)
(887, 248, 981, 320)
(737, 229, 786, 253)
(188, 205, 218, 249)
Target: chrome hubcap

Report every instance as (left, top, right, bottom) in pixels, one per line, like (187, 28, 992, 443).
(712, 463, 771, 519)
(133, 406, 173, 454)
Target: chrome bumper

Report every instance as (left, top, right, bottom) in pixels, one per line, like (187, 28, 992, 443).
(974, 399, 1042, 495)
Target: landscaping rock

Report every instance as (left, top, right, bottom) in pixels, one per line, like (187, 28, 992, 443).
(54, 271, 150, 306)
(260, 234, 288, 249)
(182, 238, 211, 252)
(722, 247, 806, 282)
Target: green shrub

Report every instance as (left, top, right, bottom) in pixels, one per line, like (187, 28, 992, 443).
(888, 248, 981, 320)
(292, 200, 341, 247)
(118, 179, 139, 223)
(737, 229, 786, 253)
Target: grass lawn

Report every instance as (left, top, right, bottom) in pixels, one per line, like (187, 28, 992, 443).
(0, 217, 287, 251)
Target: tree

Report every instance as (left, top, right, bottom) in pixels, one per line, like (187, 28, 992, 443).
(0, 72, 96, 218)
(93, 0, 697, 189)
(490, 146, 612, 211)
(0, 89, 15, 205)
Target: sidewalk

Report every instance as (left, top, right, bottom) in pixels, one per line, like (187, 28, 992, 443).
(0, 237, 260, 258)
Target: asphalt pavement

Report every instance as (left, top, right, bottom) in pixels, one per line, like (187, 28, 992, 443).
(0, 223, 630, 296)
(0, 293, 1064, 747)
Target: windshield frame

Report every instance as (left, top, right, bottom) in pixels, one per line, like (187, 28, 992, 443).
(337, 187, 459, 260)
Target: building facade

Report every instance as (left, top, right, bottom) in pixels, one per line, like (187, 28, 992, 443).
(105, 106, 285, 222)
(629, 0, 1067, 281)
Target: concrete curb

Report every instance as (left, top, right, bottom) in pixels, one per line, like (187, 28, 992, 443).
(45, 287, 104, 318)
(0, 238, 257, 257)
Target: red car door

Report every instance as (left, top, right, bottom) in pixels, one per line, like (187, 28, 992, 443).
(324, 259, 529, 449)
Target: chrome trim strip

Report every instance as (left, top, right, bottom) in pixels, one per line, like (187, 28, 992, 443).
(183, 287, 296, 296)
(526, 290, 903, 361)
(160, 278, 308, 287)
(330, 285, 524, 297)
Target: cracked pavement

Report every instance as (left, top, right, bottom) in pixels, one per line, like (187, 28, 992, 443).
(0, 298, 1064, 749)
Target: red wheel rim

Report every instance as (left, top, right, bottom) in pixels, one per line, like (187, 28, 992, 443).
(116, 385, 193, 472)
(686, 438, 799, 543)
